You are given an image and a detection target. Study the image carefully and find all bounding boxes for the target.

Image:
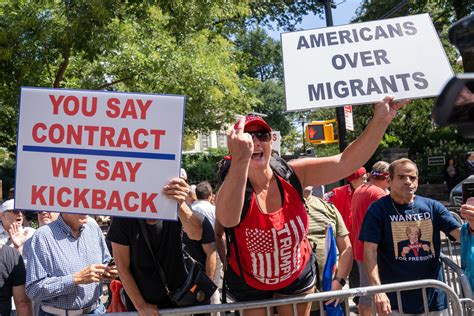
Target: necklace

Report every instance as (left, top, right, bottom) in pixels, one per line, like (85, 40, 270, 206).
(390, 198, 404, 216)
(390, 196, 415, 216)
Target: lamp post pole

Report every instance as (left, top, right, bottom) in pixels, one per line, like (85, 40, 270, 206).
(302, 119, 306, 154)
(322, 0, 347, 152)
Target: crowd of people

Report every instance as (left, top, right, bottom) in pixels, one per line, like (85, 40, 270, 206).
(1, 95, 474, 316)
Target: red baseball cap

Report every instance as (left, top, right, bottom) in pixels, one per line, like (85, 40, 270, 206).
(346, 167, 367, 182)
(234, 115, 272, 133)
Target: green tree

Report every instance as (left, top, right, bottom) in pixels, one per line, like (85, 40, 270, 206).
(354, 0, 474, 71)
(0, 1, 256, 155)
(234, 27, 283, 81)
(233, 26, 307, 142)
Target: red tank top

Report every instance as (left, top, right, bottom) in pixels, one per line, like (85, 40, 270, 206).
(229, 175, 311, 290)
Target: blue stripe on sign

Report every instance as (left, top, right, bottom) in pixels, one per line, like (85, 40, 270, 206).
(22, 145, 176, 160)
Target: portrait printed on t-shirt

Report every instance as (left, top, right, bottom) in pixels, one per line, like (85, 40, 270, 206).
(391, 220, 435, 262)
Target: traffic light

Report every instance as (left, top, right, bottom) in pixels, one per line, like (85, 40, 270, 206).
(305, 120, 338, 144)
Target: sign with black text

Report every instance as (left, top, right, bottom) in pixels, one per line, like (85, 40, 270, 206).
(281, 14, 453, 111)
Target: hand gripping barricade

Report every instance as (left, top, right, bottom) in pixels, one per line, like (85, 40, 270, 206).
(106, 279, 466, 315)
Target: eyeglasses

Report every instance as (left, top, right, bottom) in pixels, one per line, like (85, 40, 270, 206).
(248, 131, 271, 142)
(4, 209, 22, 215)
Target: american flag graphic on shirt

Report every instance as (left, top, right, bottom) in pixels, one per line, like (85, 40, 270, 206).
(244, 215, 306, 285)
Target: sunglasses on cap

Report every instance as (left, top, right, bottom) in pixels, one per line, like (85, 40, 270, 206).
(248, 131, 271, 142)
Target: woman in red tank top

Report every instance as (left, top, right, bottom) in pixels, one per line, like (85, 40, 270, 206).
(216, 96, 409, 316)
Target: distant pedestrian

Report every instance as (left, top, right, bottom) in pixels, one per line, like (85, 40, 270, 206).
(351, 161, 389, 316)
(444, 158, 459, 191)
(0, 199, 35, 255)
(36, 212, 60, 227)
(324, 166, 366, 305)
(465, 153, 474, 177)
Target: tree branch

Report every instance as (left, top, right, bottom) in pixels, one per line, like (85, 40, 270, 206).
(53, 49, 70, 88)
(95, 77, 132, 90)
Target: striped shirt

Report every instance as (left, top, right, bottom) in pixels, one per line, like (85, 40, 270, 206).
(24, 216, 110, 309)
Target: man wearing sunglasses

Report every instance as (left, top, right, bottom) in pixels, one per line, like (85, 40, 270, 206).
(0, 199, 36, 255)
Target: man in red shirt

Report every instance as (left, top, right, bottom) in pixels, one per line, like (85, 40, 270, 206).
(324, 167, 367, 302)
(325, 167, 367, 234)
(351, 161, 389, 316)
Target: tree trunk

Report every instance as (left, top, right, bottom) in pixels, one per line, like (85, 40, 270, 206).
(452, 0, 470, 21)
(54, 50, 70, 88)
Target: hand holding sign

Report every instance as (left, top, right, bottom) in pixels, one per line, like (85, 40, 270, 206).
(373, 95, 411, 124)
(163, 178, 190, 206)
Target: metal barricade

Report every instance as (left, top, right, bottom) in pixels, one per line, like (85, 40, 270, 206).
(106, 279, 463, 315)
(441, 253, 472, 299)
(440, 253, 473, 315)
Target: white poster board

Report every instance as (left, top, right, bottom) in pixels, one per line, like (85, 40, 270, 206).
(16, 87, 185, 220)
(271, 131, 281, 155)
(344, 105, 354, 131)
(281, 14, 453, 111)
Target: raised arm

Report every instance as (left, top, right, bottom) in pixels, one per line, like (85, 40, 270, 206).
(216, 117, 253, 227)
(289, 96, 410, 187)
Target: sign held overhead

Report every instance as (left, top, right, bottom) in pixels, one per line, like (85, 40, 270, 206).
(281, 14, 453, 111)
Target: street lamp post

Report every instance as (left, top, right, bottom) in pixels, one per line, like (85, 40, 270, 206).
(321, 0, 347, 153)
(301, 119, 306, 154)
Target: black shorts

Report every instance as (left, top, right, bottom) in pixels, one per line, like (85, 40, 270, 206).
(225, 253, 317, 302)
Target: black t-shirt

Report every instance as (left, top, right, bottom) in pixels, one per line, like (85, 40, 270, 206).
(107, 217, 187, 309)
(0, 246, 26, 316)
(183, 217, 215, 269)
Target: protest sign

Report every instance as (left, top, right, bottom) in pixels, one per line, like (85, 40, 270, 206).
(344, 105, 354, 131)
(271, 131, 281, 155)
(281, 13, 453, 111)
(16, 87, 185, 220)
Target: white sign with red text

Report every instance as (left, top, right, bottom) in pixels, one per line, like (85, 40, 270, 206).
(344, 105, 354, 131)
(16, 87, 185, 220)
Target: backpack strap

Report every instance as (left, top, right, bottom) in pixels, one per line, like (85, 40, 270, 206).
(269, 156, 304, 203)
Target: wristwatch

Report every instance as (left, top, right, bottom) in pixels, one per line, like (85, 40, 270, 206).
(333, 276, 346, 287)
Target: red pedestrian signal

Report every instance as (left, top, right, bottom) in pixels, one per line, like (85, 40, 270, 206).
(305, 120, 338, 144)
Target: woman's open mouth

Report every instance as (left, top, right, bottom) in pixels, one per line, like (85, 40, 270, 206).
(251, 152, 263, 160)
